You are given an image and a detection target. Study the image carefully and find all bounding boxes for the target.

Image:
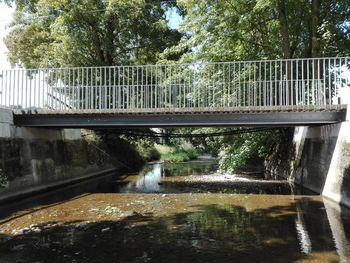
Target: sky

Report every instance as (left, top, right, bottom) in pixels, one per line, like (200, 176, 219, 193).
(0, 3, 14, 69)
(0, 4, 182, 70)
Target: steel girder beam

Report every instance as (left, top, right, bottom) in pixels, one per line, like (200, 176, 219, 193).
(13, 111, 347, 128)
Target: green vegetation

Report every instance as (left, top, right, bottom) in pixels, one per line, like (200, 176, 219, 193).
(154, 143, 199, 163)
(4, 0, 180, 68)
(159, 0, 350, 172)
(160, 147, 198, 163)
(3, 0, 349, 172)
(134, 140, 160, 162)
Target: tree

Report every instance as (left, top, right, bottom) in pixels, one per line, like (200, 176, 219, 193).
(4, 0, 181, 68)
(161, 0, 350, 62)
(160, 0, 350, 173)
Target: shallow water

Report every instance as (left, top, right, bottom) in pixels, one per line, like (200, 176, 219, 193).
(1, 160, 350, 262)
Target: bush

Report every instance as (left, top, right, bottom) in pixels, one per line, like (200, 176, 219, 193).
(135, 141, 161, 162)
(154, 144, 172, 155)
(160, 147, 198, 163)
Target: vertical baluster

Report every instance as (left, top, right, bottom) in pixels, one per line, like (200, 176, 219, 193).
(322, 58, 326, 105)
(263, 61, 266, 107)
(108, 67, 111, 110)
(291, 60, 294, 106)
(85, 68, 88, 110)
(151, 65, 154, 109)
(312, 58, 315, 105)
(296, 60, 299, 106)
(21, 70, 24, 110)
(301, 59, 305, 106)
(233, 62, 236, 107)
(113, 67, 116, 110)
(76, 68, 79, 110)
(122, 67, 125, 109)
(118, 67, 121, 109)
(286, 60, 289, 106)
(248, 62, 251, 107)
(317, 58, 320, 105)
(146, 65, 149, 109)
(89, 67, 92, 110)
(0, 70, 2, 106)
(306, 59, 310, 105)
(2, 70, 5, 106)
(24, 70, 27, 109)
(254, 62, 257, 107)
(238, 62, 241, 107)
(269, 61, 272, 107)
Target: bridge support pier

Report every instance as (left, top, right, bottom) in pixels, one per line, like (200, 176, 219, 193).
(291, 105, 350, 207)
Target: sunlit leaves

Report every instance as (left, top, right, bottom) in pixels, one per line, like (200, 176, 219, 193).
(5, 0, 181, 68)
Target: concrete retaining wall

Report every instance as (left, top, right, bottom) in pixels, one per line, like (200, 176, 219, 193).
(291, 106, 350, 207)
(0, 108, 116, 202)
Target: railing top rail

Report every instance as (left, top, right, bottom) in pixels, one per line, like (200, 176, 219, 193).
(0, 56, 349, 72)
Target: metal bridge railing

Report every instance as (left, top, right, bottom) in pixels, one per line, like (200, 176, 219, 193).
(0, 57, 349, 113)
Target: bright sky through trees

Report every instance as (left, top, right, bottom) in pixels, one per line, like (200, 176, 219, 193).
(0, 3, 14, 68)
(0, 3, 181, 69)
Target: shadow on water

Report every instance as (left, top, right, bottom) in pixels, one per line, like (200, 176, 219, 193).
(0, 160, 314, 223)
(0, 199, 345, 263)
(0, 172, 131, 222)
(1, 160, 350, 262)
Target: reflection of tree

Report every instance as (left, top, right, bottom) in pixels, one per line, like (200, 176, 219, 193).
(162, 161, 216, 177)
(1, 200, 341, 262)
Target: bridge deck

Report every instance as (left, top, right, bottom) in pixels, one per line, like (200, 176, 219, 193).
(13, 105, 347, 128)
(11, 104, 347, 115)
(1, 57, 349, 127)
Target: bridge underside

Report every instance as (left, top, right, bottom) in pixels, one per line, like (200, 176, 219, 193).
(13, 106, 347, 128)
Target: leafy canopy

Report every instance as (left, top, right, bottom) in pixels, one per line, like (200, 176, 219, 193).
(4, 0, 181, 68)
(160, 0, 350, 172)
(161, 0, 350, 62)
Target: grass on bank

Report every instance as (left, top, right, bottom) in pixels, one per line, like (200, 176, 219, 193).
(155, 144, 198, 163)
(135, 141, 199, 163)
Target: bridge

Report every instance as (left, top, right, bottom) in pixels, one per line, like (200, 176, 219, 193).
(0, 57, 348, 127)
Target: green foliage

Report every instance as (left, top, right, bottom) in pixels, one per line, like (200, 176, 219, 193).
(160, 147, 198, 163)
(161, 127, 290, 172)
(164, 0, 350, 62)
(158, 0, 350, 172)
(95, 130, 146, 170)
(5, 0, 181, 68)
(218, 130, 284, 173)
(154, 144, 172, 155)
(134, 140, 161, 162)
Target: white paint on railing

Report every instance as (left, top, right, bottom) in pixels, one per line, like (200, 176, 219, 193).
(0, 57, 349, 113)
(332, 65, 350, 105)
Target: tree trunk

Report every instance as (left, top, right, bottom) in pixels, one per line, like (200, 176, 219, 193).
(277, 0, 292, 59)
(277, 0, 293, 105)
(310, 0, 321, 58)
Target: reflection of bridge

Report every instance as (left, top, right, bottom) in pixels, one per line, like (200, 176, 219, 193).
(0, 57, 348, 127)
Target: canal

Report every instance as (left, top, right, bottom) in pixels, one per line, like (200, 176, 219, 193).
(1, 159, 350, 262)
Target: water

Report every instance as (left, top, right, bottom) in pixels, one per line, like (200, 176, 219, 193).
(1, 160, 350, 262)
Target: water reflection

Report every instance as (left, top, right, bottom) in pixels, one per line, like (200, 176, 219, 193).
(0, 160, 350, 262)
(122, 163, 164, 192)
(120, 160, 218, 193)
(295, 211, 313, 254)
(119, 161, 310, 195)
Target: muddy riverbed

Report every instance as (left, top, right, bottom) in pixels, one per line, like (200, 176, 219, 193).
(1, 160, 350, 262)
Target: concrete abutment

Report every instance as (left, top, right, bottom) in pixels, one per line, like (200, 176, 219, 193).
(0, 108, 118, 203)
(290, 105, 350, 207)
